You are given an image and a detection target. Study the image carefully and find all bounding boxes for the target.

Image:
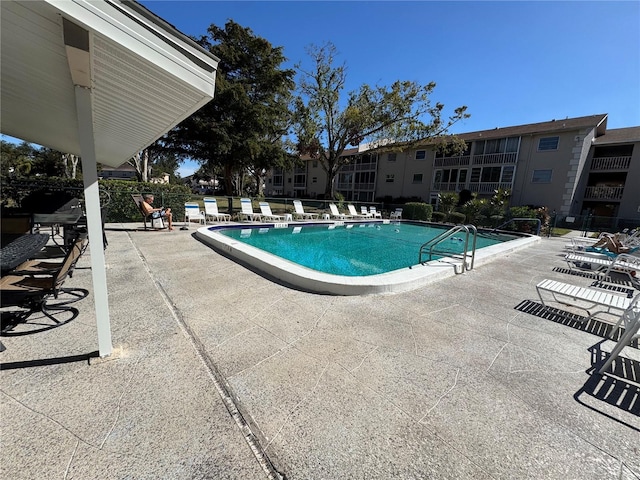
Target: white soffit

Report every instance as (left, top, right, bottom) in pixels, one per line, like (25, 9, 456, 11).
(1, 0, 218, 167)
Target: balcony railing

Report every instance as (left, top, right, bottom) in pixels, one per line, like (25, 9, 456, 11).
(472, 152, 517, 165)
(432, 182, 513, 194)
(467, 182, 513, 194)
(583, 186, 624, 200)
(432, 182, 466, 192)
(353, 183, 375, 190)
(434, 156, 471, 167)
(294, 182, 306, 188)
(590, 156, 631, 171)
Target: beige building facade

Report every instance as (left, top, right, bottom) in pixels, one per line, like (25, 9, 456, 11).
(266, 113, 640, 224)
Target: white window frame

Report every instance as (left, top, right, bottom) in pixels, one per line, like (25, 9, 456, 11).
(385, 174, 395, 183)
(415, 150, 426, 160)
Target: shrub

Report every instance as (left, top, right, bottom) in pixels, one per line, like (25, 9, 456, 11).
(403, 202, 433, 221)
(447, 212, 466, 224)
(432, 211, 446, 222)
(100, 179, 191, 222)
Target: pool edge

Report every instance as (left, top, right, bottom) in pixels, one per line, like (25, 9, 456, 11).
(194, 224, 541, 295)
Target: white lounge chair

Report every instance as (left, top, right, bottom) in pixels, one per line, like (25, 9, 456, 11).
(347, 204, 367, 218)
(536, 278, 637, 328)
(597, 294, 640, 374)
(239, 198, 262, 222)
(329, 203, 351, 219)
(185, 202, 206, 225)
(565, 252, 640, 283)
(203, 197, 231, 223)
(293, 200, 318, 220)
(259, 202, 285, 222)
(369, 206, 382, 219)
(390, 208, 403, 220)
(360, 206, 373, 218)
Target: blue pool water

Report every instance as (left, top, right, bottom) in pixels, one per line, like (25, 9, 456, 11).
(219, 222, 512, 277)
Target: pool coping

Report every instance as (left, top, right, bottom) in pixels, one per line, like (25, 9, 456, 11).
(194, 221, 541, 295)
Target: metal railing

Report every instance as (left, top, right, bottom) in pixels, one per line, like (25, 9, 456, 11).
(418, 224, 477, 273)
(583, 186, 624, 200)
(590, 156, 631, 171)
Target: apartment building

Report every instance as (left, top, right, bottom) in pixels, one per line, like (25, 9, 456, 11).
(265, 113, 640, 221)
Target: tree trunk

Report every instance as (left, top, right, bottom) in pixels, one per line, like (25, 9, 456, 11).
(63, 153, 79, 179)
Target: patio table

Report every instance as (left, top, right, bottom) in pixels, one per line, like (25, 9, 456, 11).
(0, 233, 50, 274)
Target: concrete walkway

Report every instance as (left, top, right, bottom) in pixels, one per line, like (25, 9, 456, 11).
(1, 224, 638, 479)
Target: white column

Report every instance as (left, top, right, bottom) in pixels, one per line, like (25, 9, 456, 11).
(74, 86, 113, 357)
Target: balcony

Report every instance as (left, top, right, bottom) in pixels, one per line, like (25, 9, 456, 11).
(434, 156, 470, 167)
(467, 182, 513, 195)
(590, 156, 631, 171)
(471, 152, 517, 165)
(583, 186, 624, 201)
(432, 182, 466, 192)
(294, 182, 306, 189)
(353, 183, 375, 191)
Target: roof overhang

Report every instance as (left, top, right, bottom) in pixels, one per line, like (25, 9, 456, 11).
(1, 0, 218, 167)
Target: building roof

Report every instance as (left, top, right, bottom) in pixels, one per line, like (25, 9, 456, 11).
(453, 114, 609, 142)
(592, 126, 640, 145)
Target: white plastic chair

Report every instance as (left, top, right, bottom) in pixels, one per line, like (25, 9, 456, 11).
(259, 202, 285, 222)
(203, 197, 231, 223)
(239, 198, 262, 222)
(185, 202, 206, 225)
(293, 200, 319, 220)
(390, 208, 403, 220)
(598, 294, 640, 374)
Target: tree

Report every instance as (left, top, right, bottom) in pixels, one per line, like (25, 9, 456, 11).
(294, 42, 470, 198)
(159, 20, 295, 195)
(63, 153, 80, 179)
(128, 149, 151, 182)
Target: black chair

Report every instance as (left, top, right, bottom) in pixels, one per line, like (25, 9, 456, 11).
(0, 235, 88, 327)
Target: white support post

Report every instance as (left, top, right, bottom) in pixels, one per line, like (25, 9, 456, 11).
(75, 86, 113, 357)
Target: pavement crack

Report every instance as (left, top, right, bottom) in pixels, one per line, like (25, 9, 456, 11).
(99, 354, 143, 449)
(264, 361, 330, 452)
(63, 439, 80, 480)
(0, 389, 97, 450)
(418, 367, 460, 423)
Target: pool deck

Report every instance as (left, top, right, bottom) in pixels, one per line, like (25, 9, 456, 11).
(1, 222, 638, 479)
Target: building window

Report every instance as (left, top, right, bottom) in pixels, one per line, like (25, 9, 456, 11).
(532, 169, 552, 183)
(415, 150, 426, 160)
(412, 173, 423, 183)
(312, 177, 317, 183)
(386, 174, 395, 183)
(312, 161, 318, 168)
(538, 137, 559, 151)
(501, 166, 515, 183)
(387, 153, 397, 162)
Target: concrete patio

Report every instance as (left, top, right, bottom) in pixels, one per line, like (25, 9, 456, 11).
(1, 223, 638, 479)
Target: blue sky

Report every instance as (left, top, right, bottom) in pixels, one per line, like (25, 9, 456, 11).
(141, 0, 639, 176)
(4, 1, 638, 178)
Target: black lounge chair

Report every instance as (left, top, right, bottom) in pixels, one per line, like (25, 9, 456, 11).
(0, 235, 88, 331)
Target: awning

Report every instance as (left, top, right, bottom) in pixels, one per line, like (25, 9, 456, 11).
(1, 0, 219, 356)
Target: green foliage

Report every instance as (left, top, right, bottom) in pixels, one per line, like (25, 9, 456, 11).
(459, 198, 487, 225)
(403, 202, 433, 221)
(294, 42, 469, 198)
(160, 20, 296, 195)
(447, 212, 466, 224)
(437, 192, 458, 215)
(99, 180, 191, 222)
(432, 211, 446, 222)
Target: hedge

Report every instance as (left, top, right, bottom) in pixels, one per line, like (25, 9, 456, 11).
(402, 202, 433, 221)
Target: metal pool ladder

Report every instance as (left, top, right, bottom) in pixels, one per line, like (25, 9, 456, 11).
(418, 224, 478, 274)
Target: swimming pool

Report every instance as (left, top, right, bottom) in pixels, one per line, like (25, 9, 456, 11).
(195, 221, 539, 295)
